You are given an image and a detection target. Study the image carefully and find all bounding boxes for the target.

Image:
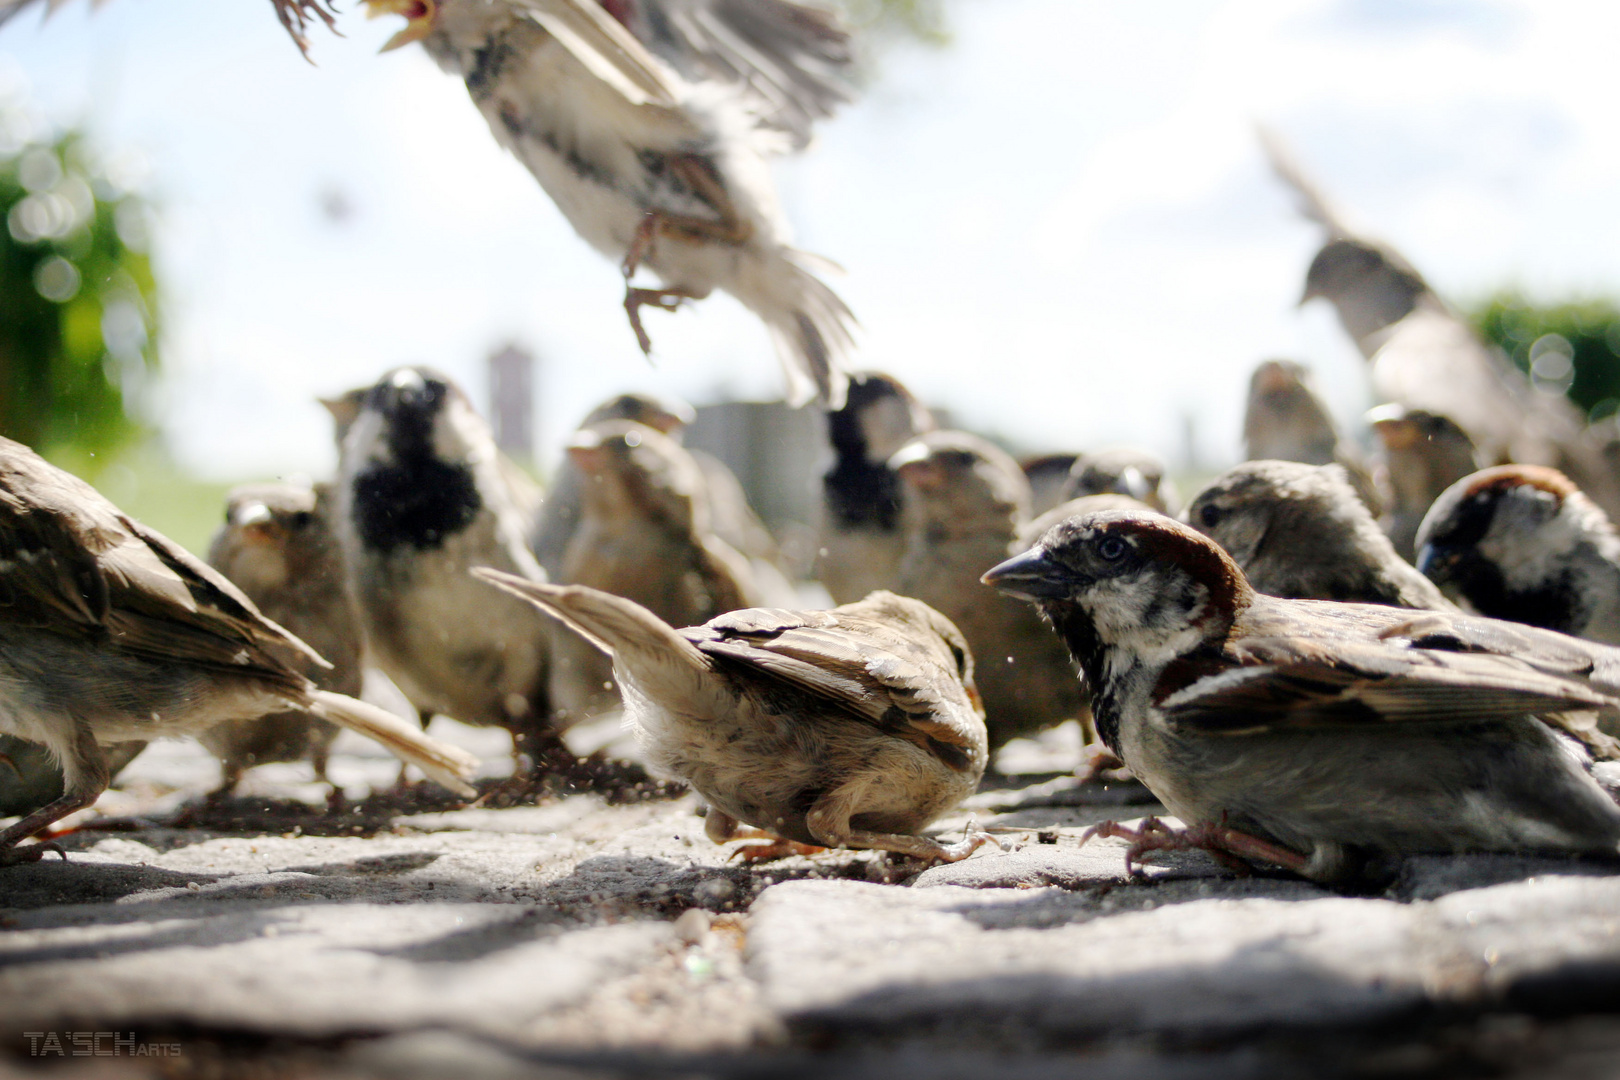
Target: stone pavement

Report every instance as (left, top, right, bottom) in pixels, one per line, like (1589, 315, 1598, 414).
(4, 727, 1620, 1079)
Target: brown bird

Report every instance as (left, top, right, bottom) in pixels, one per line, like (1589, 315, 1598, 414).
(816, 371, 935, 605)
(1021, 452, 1081, 517)
(332, 367, 563, 774)
(986, 509, 1620, 886)
(0, 436, 476, 863)
(1417, 465, 1620, 647)
(1243, 359, 1379, 513)
(478, 573, 992, 862)
(203, 481, 362, 792)
(891, 430, 1085, 748)
(1367, 404, 1478, 562)
(1184, 460, 1452, 611)
(551, 419, 759, 725)
(1062, 446, 1178, 515)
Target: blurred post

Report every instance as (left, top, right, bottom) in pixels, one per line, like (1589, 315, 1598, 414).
(488, 343, 535, 462)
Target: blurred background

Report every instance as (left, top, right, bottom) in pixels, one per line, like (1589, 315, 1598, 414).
(7, 0, 1620, 552)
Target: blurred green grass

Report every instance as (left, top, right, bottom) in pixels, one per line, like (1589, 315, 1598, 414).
(46, 442, 244, 558)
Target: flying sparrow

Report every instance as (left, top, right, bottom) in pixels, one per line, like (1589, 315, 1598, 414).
(203, 481, 362, 792)
(363, 0, 857, 406)
(891, 430, 1085, 749)
(0, 436, 476, 863)
(478, 573, 992, 862)
(1417, 465, 1620, 646)
(984, 508, 1620, 886)
(816, 371, 935, 605)
(1184, 460, 1452, 611)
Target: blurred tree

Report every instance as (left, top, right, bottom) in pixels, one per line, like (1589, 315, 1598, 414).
(0, 118, 159, 462)
(1468, 292, 1620, 423)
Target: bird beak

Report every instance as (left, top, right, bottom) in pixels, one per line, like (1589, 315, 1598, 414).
(981, 548, 1075, 601)
(1414, 543, 1457, 581)
(362, 0, 435, 51)
(1298, 283, 1321, 307)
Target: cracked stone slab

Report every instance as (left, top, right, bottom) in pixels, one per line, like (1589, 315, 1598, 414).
(746, 871, 1620, 1042)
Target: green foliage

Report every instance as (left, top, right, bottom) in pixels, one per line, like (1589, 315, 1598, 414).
(834, 0, 951, 47)
(1468, 291, 1620, 422)
(0, 118, 159, 462)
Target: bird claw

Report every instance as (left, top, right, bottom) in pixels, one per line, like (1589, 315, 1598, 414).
(727, 837, 826, 863)
(0, 840, 67, 866)
(1079, 815, 1304, 877)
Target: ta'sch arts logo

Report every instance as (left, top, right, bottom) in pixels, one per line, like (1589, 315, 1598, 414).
(24, 1032, 182, 1057)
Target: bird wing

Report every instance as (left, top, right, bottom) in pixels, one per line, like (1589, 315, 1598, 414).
(0, 440, 322, 685)
(684, 606, 983, 761)
(515, 0, 685, 108)
(1257, 126, 1357, 239)
(626, 0, 854, 149)
(0, 0, 339, 59)
(1159, 600, 1620, 736)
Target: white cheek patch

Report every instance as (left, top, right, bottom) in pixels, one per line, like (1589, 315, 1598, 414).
(1481, 497, 1582, 592)
(1083, 573, 1211, 676)
(435, 397, 496, 468)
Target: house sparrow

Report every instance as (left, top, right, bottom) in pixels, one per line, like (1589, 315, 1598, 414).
(202, 481, 362, 792)
(1020, 452, 1081, 517)
(1243, 359, 1379, 513)
(1416, 465, 1620, 647)
(984, 509, 1620, 886)
(532, 391, 694, 580)
(1367, 404, 1479, 562)
(1062, 446, 1178, 515)
(477, 572, 992, 862)
(891, 430, 1085, 749)
(816, 371, 935, 605)
(364, 0, 857, 407)
(1184, 460, 1453, 611)
(333, 366, 564, 773)
(551, 418, 759, 724)
(0, 436, 476, 863)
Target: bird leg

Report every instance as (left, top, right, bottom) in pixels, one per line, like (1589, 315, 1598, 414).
(702, 808, 826, 862)
(1079, 815, 1309, 877)
(0, 725, 107, 866)
(624, 287, 703, 356)
(1075, 742, 1129, 784)
(805, 779, 998, 864)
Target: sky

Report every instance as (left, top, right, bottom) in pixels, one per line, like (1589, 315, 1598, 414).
(7, 0, 1620, 481)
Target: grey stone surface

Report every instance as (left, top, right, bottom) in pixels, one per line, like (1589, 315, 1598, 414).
(5, 729, 1620, 1077)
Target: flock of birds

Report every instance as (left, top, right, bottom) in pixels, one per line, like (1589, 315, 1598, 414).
(7, 0, 1620, 891)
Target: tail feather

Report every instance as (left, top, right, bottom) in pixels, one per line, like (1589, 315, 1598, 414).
(308, 691, 478, 796)
(749, 252, 855, 410)
(473, 569, 709, 672)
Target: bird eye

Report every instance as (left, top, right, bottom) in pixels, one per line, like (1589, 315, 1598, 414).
(1097, 536, 1127, 561)
(1200, 504, 1222, 528)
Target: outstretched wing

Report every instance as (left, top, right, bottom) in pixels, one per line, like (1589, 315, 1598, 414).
(622, 0, 854, 148)
(0, 0, 341, 59)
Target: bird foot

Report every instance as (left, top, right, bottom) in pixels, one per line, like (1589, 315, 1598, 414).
(1079, 815, 1307, 877)
(727, 836, 827, 863)
(0, 840, 67, 866)
(1075, 743, 1129, 785)
(623, 287, 698, 356)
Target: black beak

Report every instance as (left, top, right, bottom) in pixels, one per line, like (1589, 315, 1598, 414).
(982, 548, 1076, 601)
(1414, 543, 1457, 581)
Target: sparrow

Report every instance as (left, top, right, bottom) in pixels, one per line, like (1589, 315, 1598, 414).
(551, 418, 759, 724)
(1020, 452, 1081, 517)
(0, 436, 477, 863)
(202, 480, 362, 792)
(1262, 130, 1620, 521)
(364, 0, 857, 407)
(1062, 446, 1178, 515)
(984, 509, 1620, 886)
(1243, 358, 1379, 513)
(323, 385, 544, 535)
(1184, 460, 1453, 611)
(332, 366, 564, 772)
(816, 371, 935, 605)
(1416, 465, 1620, 646)
(477, 572, 992, 862)
(532, 391, 694, 580)
(1366, 404, 1478, 562)
(891, 430, 1086, 748)
(0, 0, 340, 60)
